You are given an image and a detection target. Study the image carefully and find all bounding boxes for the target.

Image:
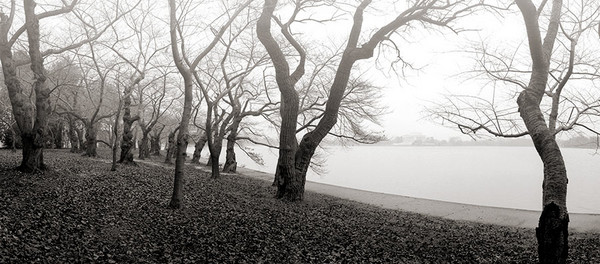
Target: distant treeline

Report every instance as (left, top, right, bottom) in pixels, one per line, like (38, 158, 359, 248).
(373, 135, 599, 149)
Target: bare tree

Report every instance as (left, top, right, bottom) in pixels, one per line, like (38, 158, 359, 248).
(137, 73, 173, 160)
(0, 0, 76, 171)
(257, 0, 483, 200)
(167, 0, 253, 208)
(191, 19, 268, 178)
(1, 0, 133, 171)
(428, 0, 600, 262)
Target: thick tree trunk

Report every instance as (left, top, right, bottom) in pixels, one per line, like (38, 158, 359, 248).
(514, 1, 568, 262)
(223, 120, 240, 173)
(53, 121, 64, 149)
(132, 127, 138, 150)
(84, 123, 97, 157)
(18, 0, 52, 172)
(191, 131, 207, 164)
(2, 1, 50, 172)
(150, 133, 161, 156)
(257, 0, 302, 200)
(119, 86, 137, 164)
(138, 132, 150, 159)
(518, 93, 569, 264)
(209, 141, 222, 178)
(19, 133, 45, 172)
(272, 165, 280, 186)
(275, 96, 300, 199)
(76, 126, 86, 152)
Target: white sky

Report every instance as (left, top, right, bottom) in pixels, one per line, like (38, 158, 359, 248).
(294, 5, 528, 140)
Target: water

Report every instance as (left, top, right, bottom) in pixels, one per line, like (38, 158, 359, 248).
(194, 145, 600, 214)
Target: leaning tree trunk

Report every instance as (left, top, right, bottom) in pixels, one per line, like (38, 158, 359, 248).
(518, 93, 569, 263)
(515, 1, 568, 262)
(84, 122, 98, 157)
(223, 119, 241, 173)
(191, 131, 208, 164)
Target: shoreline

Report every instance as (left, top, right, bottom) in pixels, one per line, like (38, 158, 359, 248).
(222, 165, 600, 234)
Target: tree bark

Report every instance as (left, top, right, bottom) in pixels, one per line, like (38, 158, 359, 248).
(119, 84, 138, 164)
(191, 131, 207, 164)
(150, 132, 161, 156)
(76, 125, 85, 152)
(164, 127, 178, 164)
(167, 0, 249, 208)
(111, 101, 122, 171)
(168, 0, 191, 209)
(257, 0, 302, 200)
(515, 1, 568, 263)
(222, 119, 240, 173)
(84, 122, 97, 157)
(19, 0, 51, 172)
(138, 131, 150, 159)
(67, 116, 80, 152)
(52, 120, 64, 149)
(209, 141, 222, 178)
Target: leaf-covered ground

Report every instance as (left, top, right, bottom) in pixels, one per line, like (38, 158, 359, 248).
(0, 149, 598, 263)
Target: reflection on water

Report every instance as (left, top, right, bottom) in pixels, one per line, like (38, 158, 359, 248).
(191, 145, 600, 214)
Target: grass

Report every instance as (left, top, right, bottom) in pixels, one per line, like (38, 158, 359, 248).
(0, 149, 598, 263)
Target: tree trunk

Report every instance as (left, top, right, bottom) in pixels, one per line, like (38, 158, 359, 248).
(518, 93, 569, 264)
(514, 1, 568, 262)
(272, 165, 280, 186)
(223, 119, 240, 173)
(53, 120, 64, 149)
(150, 133, 161, 156)
(76, 125, 86, 152)
(138, 131, 150, 159)
(256, 0, 302, 200)
(209, 141, 222, 178)
(67, 116, 79, 152)
(19, 133, 45, 172)
(275, 96, 300, 199)
(119, 86, 137, 164)
(164, 128, 178, 164)
(191, 131, 207, 164)
(84, 122, 97, 157)
(132, 127, 138, 150)
(2, 0, 51, 172)
(19, 0, 51, 172)
(111, 103, 122, 171)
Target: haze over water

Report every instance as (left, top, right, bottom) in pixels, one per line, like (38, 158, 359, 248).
(226, 145, 600, 214)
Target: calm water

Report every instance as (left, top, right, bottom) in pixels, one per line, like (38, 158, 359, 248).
(199, 145, 600, 214)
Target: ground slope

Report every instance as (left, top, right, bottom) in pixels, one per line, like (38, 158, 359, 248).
(0, 149, 598, 263)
